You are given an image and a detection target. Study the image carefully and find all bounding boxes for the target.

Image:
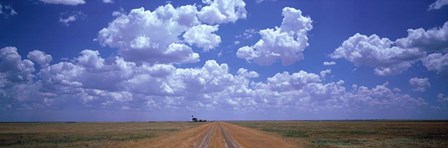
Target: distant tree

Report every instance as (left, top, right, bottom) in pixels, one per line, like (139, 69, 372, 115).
(191, 115, 198, 122)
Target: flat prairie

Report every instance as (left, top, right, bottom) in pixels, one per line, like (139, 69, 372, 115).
(0, 122, 204, 147)
(233, 120, 448, 147)
(1, 121, 447, 147)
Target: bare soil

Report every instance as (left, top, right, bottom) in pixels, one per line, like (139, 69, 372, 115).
(138, 122, 299, 148)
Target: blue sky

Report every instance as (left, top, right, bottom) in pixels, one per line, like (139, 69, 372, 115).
(1, 0, 448, 121)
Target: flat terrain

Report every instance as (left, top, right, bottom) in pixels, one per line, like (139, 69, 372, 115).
(119, 122, 297, 147)
(0, 122, 203, 147)
(233, 121, 448, 147)
(1, 121, 448, 147)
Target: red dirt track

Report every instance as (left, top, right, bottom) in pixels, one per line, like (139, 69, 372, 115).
(146, 122, 298, 148)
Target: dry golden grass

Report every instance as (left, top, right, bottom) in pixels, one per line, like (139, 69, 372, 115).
(2, 121, 447, 147)
(0, 122, 203, 147)
(123, 122, 211, 148)
(233, 120, 448, 147)
(220, 122, 298, 148)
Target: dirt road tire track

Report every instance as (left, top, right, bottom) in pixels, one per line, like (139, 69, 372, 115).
(198, 125, 216, 148)
(219, 122, 297, 148)
(219, 123, 241, 148)
(141, 122, 298, 148)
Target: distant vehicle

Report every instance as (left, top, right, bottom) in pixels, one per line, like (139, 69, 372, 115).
(191, 115, 206, 122)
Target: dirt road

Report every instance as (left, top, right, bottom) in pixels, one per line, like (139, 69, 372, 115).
(146, 122, 298, 148)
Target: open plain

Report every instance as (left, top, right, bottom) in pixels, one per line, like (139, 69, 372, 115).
(1, 121, 448, 147)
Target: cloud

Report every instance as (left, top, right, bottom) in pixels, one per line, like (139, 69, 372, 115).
(235, 28, 257, 39)
(422, 53, 448, 74)
(320, 69, 331, 78)
(323, 61, 336, 66)
(0, 47, 35, 82)
(255, 0, 276, 4)
(409, 77, 431, 92)
(330, 33, 425, 76)
(97, 5, 201, 64)
(39, 0, 86, 5)
(102, 0, 113, 4)
(76, 50, 105, 70)
(249, 72, 425, 113)
(0, 48, 44, 110)
(264, 71, 321, 92)
(332, 21, 448, 76)
(0, 4, 17, 18)
(0, 46, 428, 117)
(236, 7, 312, 65)
(183, 24, 221, 51)
(0, 47, 239, 110)
(98, 1, 247, 64)
(112, 8, 125, 17)
(35, 50, 180, 109)
(197, 0, 247, 24)
(429, 0, 448, 10)
(438, 93, 448, 103)
(58, 11, 85, 26)
(27, 50, 52, 67)
(59, 15, 77, 26)
(237, 68, 259, 78)
(396, 22, 448, 52)
(347, 82, 426, 112)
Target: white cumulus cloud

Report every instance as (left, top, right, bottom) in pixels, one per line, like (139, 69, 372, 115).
(0, 47, 35, 82)
(183, 24, 221, 51)
(236, 7, 312, 65)
(39, 0, 85, 5)
(98, 1, 247, 64)
(347, 82, 426, 112)
(0, 46, 428, 117)
(198, 0, 247, 24)
(320, 69, 331, 78)
(237, 68, 259, 78)
(409, 77, 431, 92)
(332, 21, 448, 76)
(97, 5, 201, 64)
(330, 33, 425, 76)
(27, 50, 52, 67)
(396, 22, 448, 52)
(76, 50, 105, 70)
(323, 61, 336, 66)
(422, 53, 448, 74)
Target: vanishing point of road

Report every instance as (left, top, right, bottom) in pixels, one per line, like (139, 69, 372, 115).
(147, 122, 298, 148)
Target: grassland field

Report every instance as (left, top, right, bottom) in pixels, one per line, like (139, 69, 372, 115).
(233, 120, 448, 147)
(0, 120, 447, 147)
(0, 122, 205, 147)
